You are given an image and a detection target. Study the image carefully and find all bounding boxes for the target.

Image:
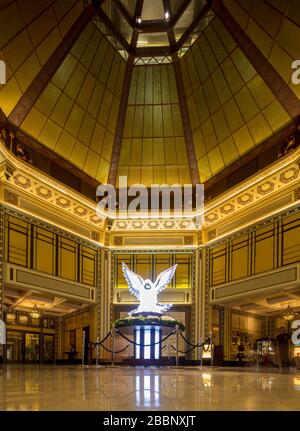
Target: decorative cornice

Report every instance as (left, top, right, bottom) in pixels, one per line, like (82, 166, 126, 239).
(203, 148, 300, 229)
(0, 141, 105, 231)
(1, 140, 299, 237)
(111, 248, 195, 255)
(110, 218, 198, 231)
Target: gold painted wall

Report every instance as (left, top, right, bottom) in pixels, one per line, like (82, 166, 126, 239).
(209, 210, 300, 287)
(114, 252, 192, 289)
(224, 0, 300, 100)
(231, 310, 264, 359)
(0, 0, 83, 116)
(180, 15, 291, 183)
(5, 213, 97, 286)
(62, 309, 90, 359)
(18, 21, 126, 184)
(117, 64, 191, 186)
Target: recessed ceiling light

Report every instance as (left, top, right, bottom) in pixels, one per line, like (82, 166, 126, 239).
(165, 11, 170, 20)
(136, 16, 142, 24)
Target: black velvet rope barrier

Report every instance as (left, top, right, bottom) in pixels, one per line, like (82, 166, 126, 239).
(100, 344, 130, 354)
(88, 331, 112, 350)
(116, 328, 176, 347)
(170, 344, 205, 354)
(179, 332, 210, 348)
(168, 336, 212, 354)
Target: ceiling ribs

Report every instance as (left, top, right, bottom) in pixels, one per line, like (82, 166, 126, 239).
(113, 0, 135, 28)
(9, 290, 34, 310)
(7, 4, 95, 128)
(114, 0, 193, 34)
(96, 7, 133, 53)
(107, 0, 144, 186)
(211, 0, 300, 119)
(103, 0, 211, 57)
(164, 0, 200, 185)
(135, 45, 172, 57)
(204, 116, 298, 193)
(176, 0, 212, 50)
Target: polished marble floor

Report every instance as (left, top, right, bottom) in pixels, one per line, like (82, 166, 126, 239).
(1, 365, 300, 411)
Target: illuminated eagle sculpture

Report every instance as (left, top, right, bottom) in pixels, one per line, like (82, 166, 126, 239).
(122, 262, 177, 315)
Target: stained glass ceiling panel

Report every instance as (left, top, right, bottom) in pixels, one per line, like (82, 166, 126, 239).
(174, 0, 207, 41)
(169, 0, 188, 15)
(101, 1, 133, 43)
(141, 0, 165, 21)
(137, 32, 169, 48)
(120, 0, 137, 17)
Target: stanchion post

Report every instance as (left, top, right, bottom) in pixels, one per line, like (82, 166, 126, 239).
(175, 324, 179, 367)
(82, 330, 86, 366)
(200, 336, 203, 369)
(111, 324, 115, 366)
(96, 337, 99, 367)
(210, 332, 214, 367)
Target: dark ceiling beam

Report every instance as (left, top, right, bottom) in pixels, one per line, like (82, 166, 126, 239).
(107, 58, 134, 185)
(163, 0, 176, 50)
(96, 7, 133, 54)
(175, 0, 212, 51)
(138, 20, 169, 33)
(113, 0, 135, 28)
(169, 0, 193, 27)
(211, 0, 300, 119)
(135, 45, 172, 57)
(204, 117, 300, 197)
(108, 0, 144, 186)
(137, 0, 193, 33)
(173, 62, 200, 186)
(164, 0, 200, 185)
(8, 4, 95, 127)
(113, 0, 192, 34)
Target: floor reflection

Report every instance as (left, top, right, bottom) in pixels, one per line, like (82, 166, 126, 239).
(0, 365, 300, 411)
(135, 374, 160, 407)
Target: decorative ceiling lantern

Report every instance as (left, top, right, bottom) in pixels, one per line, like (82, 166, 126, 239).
(29, 303, 41, 319)
(282, 305, 296, 321)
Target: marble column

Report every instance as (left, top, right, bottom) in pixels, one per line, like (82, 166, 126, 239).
(193, 249, 207, 360)
(223, 306, 232, 362)
(0, 207, 4, 360)
(98, 248, 112, 359)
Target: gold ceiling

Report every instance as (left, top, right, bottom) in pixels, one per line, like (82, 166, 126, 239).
(0, 0, 299, 187)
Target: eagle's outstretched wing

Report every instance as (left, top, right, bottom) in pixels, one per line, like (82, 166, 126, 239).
(122, 262, 144, 299)
(154, 264, 177, 293)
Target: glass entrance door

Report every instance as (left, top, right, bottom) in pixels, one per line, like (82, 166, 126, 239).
(25, 333, 40, 362)
(43, 335, 54, 361)
(6, 331, 55, 362)
(6, 331, 23, 362)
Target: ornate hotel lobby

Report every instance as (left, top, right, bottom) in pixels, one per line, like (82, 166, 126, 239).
(0, 0, 300, 416)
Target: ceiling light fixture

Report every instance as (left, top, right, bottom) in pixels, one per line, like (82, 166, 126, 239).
(282, 304, 296, 321)
(165, 11, 170, 20)
(30, 303, 42, 319)
(136, 16, 142, 24)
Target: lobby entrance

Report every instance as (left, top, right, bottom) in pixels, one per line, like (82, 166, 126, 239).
(6, 331, 55, 363)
